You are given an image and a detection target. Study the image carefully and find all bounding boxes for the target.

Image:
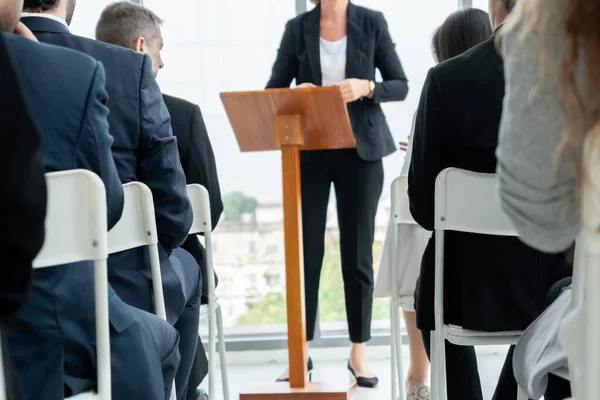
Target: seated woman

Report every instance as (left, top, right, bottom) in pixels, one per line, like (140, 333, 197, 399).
(407, 0, 572, 398)
(375, 9, 492, 399)
(497, 0, 599, 398)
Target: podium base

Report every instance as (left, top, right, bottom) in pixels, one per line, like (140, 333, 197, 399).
(239, 381, 357, 400)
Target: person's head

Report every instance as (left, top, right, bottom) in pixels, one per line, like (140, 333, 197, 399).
(432, 8, 492, 63)
(96, 2, 164, 74)
(22, 0, 76, 26)
(0, 0, 24, 31)
(488, 0, 516, 29)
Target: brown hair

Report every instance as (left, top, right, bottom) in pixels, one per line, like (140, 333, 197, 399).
(310, 0, 320, 4)
(507, 0, 600, 184)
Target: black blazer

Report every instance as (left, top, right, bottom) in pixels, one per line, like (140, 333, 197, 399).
(0, 34, 46, 321)
(163, 94, 223, 302)
(408, 35, 570, 332)
(266, 2, 409, 161)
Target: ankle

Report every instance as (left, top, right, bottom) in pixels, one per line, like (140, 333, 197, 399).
(405, 373, 428, 389)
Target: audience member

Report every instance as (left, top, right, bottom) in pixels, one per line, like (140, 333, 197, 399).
(407, 0, 571, 398)
(1, 0, 181, 398)
(375, 8, 491, 399)
(95, 3, 225, 399)
(497, 0, 600, 397)
(20, 1, 203, 397)
(0, 28, 47, 400)
(266, 0, 409, 385)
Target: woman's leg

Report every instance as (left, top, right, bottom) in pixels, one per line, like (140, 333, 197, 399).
(403, 310, 430, 390)
(334, 150, 384, 376)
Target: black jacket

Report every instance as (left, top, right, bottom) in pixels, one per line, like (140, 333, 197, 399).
(266, 2, 408, 161)
(0, 33, 46, 321)
(409, 36, 570, 332)
(162, 94, 223, 301)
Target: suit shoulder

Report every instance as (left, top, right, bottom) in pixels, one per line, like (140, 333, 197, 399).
(354, 4, 384, 19)
(163, 94, 196, 117)
(5, 33, 97, 68)
(70, 33, 146, 67)
(432, 39, 499, 82)
(4, 33, 100, 86)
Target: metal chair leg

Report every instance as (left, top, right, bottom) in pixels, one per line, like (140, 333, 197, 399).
(216, 304, 230, 400)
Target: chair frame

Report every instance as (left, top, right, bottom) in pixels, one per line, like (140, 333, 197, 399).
(33, 170, 111, 400)
(106, 182, 175, 399)
(186, 184, 230, 400)
(432, 168, 525, 400)
(389, 176, 420, 400)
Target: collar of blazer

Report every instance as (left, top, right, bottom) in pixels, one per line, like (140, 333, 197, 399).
(21, 15, 71, 35)
(302, 2, 367, 86)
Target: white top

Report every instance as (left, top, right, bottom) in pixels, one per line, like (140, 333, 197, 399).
(21, 13, 70, 30)
(320, 36, 347, 86)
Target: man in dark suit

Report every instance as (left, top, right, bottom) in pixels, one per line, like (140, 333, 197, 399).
(95, 3, 224, 398)
(1, 2, 181, 398)
(0, 26, 47, 400)
(21, 1, 203, 396)
(408, 0, 570, 398)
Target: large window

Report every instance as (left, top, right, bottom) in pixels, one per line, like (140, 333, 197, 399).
(144, 0, 458, 344)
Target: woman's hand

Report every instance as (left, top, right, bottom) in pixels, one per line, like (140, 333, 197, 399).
(295, 82, 317, 89)
(336, 79, 371, 103)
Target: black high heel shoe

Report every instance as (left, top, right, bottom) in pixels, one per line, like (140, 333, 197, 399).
(347, 361, 378, 388)
(276, 357, 313, 382)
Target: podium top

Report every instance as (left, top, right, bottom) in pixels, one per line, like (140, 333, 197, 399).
(220, 86, 356, 152)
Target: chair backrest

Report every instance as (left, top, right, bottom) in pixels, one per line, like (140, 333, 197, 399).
(34, 170, 108, 268)
(107, 182, 157, 254)
(434, 168, 517, 236)
(187, 184, 212, 235)
(391, 176, 415, 225)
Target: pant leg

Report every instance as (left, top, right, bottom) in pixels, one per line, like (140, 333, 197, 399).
(332, 150, 383, 343)
(171, 248, 203, 400)
(492, 346, 519, 400)
(111, 307, 181, 400)
(544, 277, 573, 400)
(421, 329, 483, 399)
(186, 337, 208, 399)
(300, 152, 333, 341)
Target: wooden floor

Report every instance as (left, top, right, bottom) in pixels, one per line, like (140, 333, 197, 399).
(196, 345, 511, 400)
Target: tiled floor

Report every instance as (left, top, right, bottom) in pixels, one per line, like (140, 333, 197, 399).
(198, 345, 511, 400)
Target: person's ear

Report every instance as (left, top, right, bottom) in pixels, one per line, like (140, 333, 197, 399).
(132, 37, 146, 53)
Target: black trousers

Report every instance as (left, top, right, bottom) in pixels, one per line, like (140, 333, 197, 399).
(421, 332, 519, 400)
(301, 149, 383, 343)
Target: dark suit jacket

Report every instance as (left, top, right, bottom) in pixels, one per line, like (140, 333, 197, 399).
(266, 2, 408, 161)
(22, 16, 194, 324)
(163, 93, 222, 296)
(162, 94, 221, 391)
(0, 32, 47, 400)
(408, 36, 570, 332)
(0, 34, 46, 322)
(3, 32, 127, 397)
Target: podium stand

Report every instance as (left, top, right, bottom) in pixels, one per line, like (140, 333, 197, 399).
(221, 87, 357, 399)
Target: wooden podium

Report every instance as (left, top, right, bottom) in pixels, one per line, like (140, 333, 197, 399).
(220, 87, 357, 399)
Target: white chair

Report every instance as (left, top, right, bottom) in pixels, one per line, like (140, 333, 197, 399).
(389, 176, 420, 400)
(431, 168, 526, 400)
(186, 184, 229, 400)
(106, 182, 176, 400)
(33, 170, 111, 400)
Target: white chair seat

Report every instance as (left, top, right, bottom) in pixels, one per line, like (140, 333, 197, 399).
(67, 391, 97, 400)
(445, 326, 522, 346)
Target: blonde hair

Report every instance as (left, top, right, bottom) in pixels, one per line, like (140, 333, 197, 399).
(506, 0, 600, 185)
